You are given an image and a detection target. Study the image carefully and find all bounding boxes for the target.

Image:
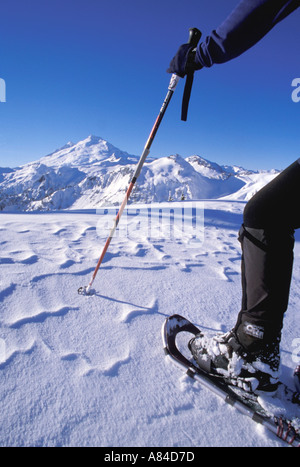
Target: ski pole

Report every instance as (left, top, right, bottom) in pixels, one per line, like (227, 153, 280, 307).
(78, 27, 202, 295)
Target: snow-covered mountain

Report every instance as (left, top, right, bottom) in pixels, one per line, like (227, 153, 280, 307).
(0, 167, 14, 184)
(0, 135, 279, 211)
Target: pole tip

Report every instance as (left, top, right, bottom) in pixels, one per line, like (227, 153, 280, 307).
(78, 285, 95, 296)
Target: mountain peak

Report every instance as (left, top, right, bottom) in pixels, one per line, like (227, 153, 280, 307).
(81, 134, 107, 146)
(36, 135, 135, 168)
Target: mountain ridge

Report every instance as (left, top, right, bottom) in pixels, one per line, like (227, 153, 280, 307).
(0, 135, 279, 211)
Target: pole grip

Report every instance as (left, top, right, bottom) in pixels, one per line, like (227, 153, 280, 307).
(187, 27, 202, 48)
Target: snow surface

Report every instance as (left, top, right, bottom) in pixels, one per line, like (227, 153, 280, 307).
(1, 199, 300, 447)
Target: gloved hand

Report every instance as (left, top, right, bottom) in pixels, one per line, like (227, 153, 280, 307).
(167, 43, 203, 78)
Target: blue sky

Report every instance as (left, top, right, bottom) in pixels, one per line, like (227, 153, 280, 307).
(0, 0, 300, 170)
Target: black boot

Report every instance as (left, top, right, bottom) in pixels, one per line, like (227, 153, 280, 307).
(189, 328, 280, 393)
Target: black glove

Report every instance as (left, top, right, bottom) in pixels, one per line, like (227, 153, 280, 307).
(167, 43, 203, 78)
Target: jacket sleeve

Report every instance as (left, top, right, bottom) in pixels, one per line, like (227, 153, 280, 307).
(196, 0, 300, 67)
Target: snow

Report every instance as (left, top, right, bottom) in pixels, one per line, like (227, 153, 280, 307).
(0, 136, 299, 446)
(1, 198, 300, 447)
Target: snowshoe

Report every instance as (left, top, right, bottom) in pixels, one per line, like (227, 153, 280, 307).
(162, 314, 300, 447)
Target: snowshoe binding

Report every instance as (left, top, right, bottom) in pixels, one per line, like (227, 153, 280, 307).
(188, 329, 280, 394)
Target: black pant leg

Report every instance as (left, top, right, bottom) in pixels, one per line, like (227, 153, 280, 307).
(234, 160, 300, 353)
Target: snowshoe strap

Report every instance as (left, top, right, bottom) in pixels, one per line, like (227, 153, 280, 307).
(294, 366, 300, 393)
(238, 224, 268, 252)
(196, 353, 212, 374)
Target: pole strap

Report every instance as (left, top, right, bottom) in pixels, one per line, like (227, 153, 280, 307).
(181, 71, 194, 122)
